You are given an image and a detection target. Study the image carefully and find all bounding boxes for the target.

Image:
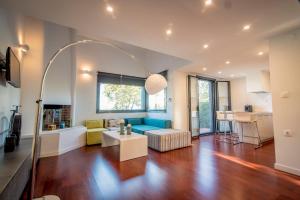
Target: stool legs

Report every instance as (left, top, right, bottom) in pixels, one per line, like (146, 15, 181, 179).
(216, 120, 240, 144)
(254, 121, 263, 149)
(237, 121, 263, 149)
(215, 120, 220, 141)
(241, 122, 244, 143)
(231, 121, 240, 145)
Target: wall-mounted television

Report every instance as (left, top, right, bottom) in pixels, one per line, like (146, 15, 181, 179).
(5, 47, 20, 88)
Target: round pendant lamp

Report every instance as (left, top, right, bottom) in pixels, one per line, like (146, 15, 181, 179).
(145, 74, 167, 95)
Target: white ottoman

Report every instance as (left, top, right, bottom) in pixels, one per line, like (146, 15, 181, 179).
(145, 129, 191, 152)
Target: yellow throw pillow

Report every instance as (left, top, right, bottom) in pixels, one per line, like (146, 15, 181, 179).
(85, 120, 104, 129)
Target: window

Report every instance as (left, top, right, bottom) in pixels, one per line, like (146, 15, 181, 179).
(97, 72, 146, 113)
(147, 71, 167, 112)
(147, 89, 167, 111)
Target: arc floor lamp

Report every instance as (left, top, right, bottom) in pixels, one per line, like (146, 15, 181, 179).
(30, 39, 167, 200)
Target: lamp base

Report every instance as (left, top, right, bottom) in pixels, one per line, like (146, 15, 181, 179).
(34, 195, 60, 200)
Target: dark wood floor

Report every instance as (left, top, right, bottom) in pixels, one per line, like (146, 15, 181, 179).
(34, 136, 300, 200)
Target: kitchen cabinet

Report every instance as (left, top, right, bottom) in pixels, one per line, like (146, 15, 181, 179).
(246, 71, 271, 93)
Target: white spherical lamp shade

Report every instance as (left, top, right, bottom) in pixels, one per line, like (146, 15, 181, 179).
(145, 74, 167, 95)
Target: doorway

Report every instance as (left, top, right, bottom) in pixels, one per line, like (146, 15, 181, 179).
(216, 81, 231, 132)
(198, 79, 215, 134)
(188, 77, 232, 137)
(188, 76, 216, 137)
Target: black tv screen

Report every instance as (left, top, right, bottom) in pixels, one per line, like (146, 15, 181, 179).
(6, 47, 20, 88)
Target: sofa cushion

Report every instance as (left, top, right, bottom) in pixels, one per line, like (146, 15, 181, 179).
(125, 118, 143, 125)
(106, 119, 120, 128)
(85, 120, 104, 129)
(143, 118, 171, 129)
(132, 125, 161, 134)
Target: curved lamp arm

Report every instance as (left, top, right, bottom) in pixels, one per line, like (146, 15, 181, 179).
(30, 39, 135, 199)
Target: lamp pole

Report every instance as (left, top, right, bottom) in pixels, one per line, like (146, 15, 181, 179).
(30, 40, 135, 200)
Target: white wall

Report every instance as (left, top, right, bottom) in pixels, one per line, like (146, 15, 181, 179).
(147, 70, 189, 130)
(21, 17, 45, 136)
(73, 35, 148, 126)
(0, 9, 75, 136)
(0, 8, 21, 144)
(43, 22, 73, 105)
(171, 70, 189, 130)
(230, 77, 272, 112)
(269, 28, 300, 176)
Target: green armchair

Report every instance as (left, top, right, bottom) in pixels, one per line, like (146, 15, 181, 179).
(85, 119, 107, 145)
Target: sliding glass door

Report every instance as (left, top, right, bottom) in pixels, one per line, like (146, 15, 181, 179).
(198, 79, 214, 134)
(189, 76, 200, 137)
(189, 76, 216, 137)
(216, 81, 231, 132)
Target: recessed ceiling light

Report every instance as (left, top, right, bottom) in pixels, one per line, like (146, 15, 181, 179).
(203, 44, 209, 49)
(204, 0, 213, 6)
(166, 29, 172, 36)
(106, 5, 114, 13)
(243, 24, 251, 31)
(218, 71, 222, 74)
(202, 67, 207, 71)
(258, 51, 264, 56)
(225, 60, 230, 64)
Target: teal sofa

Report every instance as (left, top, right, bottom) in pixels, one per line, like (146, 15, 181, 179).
(124, 118, 172, 134)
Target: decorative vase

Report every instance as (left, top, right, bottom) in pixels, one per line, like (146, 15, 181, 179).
(127, 124, 132, 135)
(120, 123, 125, 135)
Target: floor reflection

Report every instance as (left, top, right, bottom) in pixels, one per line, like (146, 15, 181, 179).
(92, 156, 121, 198)
(196, 141, 218, 197)
(214, 152, 300, 186)
(117, 157, 147, 181)
(145, 160, 167, 188)
(91, 154, 168, 198)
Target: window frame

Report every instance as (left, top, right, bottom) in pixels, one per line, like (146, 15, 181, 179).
(96, 72, 147, 113)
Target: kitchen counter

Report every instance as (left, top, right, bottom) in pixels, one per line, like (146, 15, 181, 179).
(217, 111, 274, 144)
(218, 111, 272, 115)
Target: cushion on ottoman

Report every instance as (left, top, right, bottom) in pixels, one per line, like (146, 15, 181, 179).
(132, 125, 161, 134)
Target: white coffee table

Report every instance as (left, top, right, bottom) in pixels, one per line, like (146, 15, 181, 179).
(101, 131, 148, 161)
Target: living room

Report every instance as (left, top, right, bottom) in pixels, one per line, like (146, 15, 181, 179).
(0, 0, 300, 200)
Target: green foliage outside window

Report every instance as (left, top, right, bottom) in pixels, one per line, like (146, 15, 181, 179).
(101, 84, 144, 111)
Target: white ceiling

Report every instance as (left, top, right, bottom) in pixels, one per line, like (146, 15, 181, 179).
(77, 34, 191, 73)
(2, 0, 300, 78)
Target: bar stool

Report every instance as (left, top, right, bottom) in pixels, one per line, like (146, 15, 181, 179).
(215, 111, 240, 144)
(234, 113, 262, 149)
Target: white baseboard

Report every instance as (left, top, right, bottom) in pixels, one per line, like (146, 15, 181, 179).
(39, 142, 85, 158)
(39, 151, 60, 158)
(58, 142, 86, 155)
(274, 163, 300, 176)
